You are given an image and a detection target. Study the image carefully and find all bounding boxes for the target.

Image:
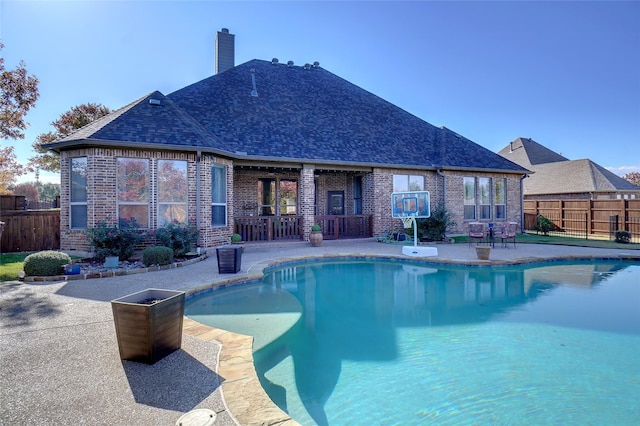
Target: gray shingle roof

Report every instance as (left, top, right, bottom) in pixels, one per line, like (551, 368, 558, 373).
(523, 159, 640, 195)
(46, 59, 528, 173)
(498, 137, 639, 195)
(497, 137, 569, 169)
(50, 91, 222, 152)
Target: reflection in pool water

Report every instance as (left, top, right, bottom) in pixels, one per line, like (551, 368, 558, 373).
(185, 260, 640, 425)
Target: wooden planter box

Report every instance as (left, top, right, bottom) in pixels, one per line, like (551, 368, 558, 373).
(111, 288, 185, 364)
(216, 245, 242, 273)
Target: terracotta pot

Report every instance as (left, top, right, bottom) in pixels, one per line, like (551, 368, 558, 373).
(476, 245, 490, 260)
(309, 231, 323, 247)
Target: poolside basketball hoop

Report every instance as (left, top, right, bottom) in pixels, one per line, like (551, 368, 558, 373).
(391, 191, 437, 257)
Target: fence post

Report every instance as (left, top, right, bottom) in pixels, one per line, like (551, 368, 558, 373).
(584, 213, 588, 240)
(609, 214, 619, 241)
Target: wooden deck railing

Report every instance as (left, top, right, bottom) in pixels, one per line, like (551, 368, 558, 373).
(314, 215, 373, 240)
(234, 215, 373, 242)
(234, 216, 303, 242)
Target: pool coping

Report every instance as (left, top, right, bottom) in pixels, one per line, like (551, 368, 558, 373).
(181, 252, 640, 426)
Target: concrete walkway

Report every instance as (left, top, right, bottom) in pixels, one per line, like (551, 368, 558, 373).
(1, 239, 638, 425)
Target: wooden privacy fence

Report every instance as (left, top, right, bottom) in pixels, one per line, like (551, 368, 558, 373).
(524, 199, 640, 243)
(1, 210, 61, 253)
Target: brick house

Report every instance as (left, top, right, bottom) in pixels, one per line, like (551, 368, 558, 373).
(44, 30, 529, 252)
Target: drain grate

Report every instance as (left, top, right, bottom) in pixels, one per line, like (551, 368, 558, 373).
(176, 409, 217, 426)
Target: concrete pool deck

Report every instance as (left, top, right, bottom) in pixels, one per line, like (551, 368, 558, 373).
(1, 239, 639, 425)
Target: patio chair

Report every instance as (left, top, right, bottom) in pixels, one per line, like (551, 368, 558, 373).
(468, 222, 487, 246)
(495, 221, 517, 248)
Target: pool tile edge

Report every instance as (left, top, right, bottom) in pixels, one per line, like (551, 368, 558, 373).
(183, 318, 301, 426)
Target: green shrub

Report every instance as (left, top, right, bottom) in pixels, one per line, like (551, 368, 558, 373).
(86, 218, 143, 261)
(535, 215, 554, 235)
(311, 224, 322, 232)
(411, 205, 456, 241)
(23, 251, 71, 276)
(615, 230, 631, 244)
(142, 246, 174, 266)
(154, 220, 199, 257)
(231, 233, 243, 243)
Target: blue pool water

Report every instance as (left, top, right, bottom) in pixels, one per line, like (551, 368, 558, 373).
(185, 259, 640, 425)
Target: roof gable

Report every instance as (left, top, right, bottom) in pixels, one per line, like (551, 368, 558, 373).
(498, 137, 569, 169)
(45, 91, 221, 152)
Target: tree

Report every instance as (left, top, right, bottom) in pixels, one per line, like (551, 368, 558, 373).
(622, 172, 640, 187)
(13, 182, 39, 202)
(30, 102, 111, 173)
(0, 42, 40, 139)
(37, 182, 60, 201)
(0, 145, 26, 194)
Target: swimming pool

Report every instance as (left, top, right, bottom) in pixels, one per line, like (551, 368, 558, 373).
(185, 259, 640, 425)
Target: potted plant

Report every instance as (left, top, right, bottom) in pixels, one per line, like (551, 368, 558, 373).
(111, 288, 185, 364)
(475, 245, 490, 260)
(230, 233, 245, 252)
(309, 224, 323, 247)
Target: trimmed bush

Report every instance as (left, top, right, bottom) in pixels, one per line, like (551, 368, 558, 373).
(86, 218, 143, 261)
(231, 233, 243, 243)
(615, 230, 631, 244)
(412, 205, 456, 242)
(535, 215, 554, 235)
(23, 251, 72, 276)
(142, 246, 174, 267)
(155, 221, 199, 257)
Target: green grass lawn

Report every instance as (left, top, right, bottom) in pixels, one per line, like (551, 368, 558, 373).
(0, 253, 29, 282)
(452, 232, 640, 250)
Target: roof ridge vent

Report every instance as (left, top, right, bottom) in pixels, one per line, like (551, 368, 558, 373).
(287, 60, 294, 67)
(313, 61, 320, 68)
(250, 69, 258, 97)
(303, 63, 311, 70)
(272, 58, 279, 65)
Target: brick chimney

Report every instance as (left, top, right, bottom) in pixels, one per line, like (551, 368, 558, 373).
(215, 28, 235, 74)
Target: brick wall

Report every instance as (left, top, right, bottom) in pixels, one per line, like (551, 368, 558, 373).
(59, 147, 525, 250)
(59, 148, 233, 252)
(444, 171, 523, 234)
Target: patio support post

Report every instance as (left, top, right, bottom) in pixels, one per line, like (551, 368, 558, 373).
(301, 165, 316, 241)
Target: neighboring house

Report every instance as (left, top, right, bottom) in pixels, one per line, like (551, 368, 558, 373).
(498, 137, 640, 200)
(44, 29, 529, 252)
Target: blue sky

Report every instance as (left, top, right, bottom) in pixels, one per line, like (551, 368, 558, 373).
(2, 0, 639, 184)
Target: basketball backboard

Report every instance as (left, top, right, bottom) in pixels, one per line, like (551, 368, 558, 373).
(391, 191, 431, 218)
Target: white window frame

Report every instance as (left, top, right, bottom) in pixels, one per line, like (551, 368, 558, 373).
(393, 174, 424, 192)
(463, 177, 476, 220)
(116, 158, 150, 228)
(70, 157, 88, 229)
(211, 165, 227, 227)
(479, 177, 491, 220)
(157, 159, 188, 227)
(494, 178, 506, 220)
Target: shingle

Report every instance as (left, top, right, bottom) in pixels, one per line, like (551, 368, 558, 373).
(168, 59, 527, 172)
(498, 137, 568, 169)
(47, 59, 529, 173)
(523, 159, 640, 195)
